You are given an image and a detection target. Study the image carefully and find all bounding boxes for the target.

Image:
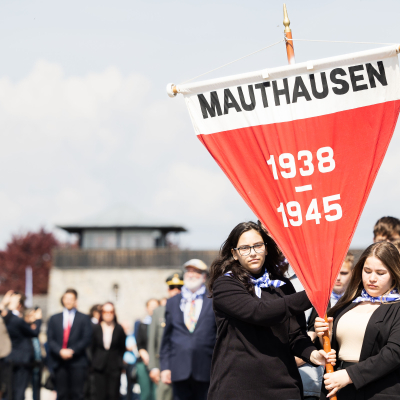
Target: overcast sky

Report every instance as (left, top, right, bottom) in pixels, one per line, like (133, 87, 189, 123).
(0, 0, 399, 250)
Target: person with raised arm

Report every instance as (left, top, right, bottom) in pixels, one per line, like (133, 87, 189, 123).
(1, 291, 42, 400)
(207, 221, 335, 400)
(315, 241, 400, 399)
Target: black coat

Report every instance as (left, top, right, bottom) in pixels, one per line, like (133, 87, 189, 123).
(159, 290, 217, 382)
(47, 310, 92, 370)
(91, 323, 126, 373)
(3, 312, 42, 365)
(322, 301, 400, 400)
(208, 275, 316, 400)
(136, 322, 149, 352)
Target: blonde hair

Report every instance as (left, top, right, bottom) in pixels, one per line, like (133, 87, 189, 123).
(343, 252, 355, 269)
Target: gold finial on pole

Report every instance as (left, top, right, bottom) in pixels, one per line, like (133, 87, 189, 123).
(283, 4, 295, 65)
(283, 4, 291, 33)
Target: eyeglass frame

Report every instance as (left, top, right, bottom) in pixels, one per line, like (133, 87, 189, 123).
(233, 243, 267, 256)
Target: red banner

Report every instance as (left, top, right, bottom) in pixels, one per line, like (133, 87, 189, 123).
(179, 46, 400, 316)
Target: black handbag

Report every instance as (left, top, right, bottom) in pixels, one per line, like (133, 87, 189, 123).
(44, 374, 55, 391)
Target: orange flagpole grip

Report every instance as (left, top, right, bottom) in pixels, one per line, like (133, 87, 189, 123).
(323, 314, 337, 400)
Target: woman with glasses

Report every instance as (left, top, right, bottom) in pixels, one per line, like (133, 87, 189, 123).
(91, 302, 127, 400)
(207, 221, 335, 400)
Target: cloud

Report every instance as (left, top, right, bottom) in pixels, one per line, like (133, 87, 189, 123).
(0, 59, 399, 251)
(0, 60, 253, 249)
(153, 161, 236, 222)
(0, 61, 153, 246)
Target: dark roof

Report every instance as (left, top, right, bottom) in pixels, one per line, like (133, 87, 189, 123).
(57, 204, 187, 234)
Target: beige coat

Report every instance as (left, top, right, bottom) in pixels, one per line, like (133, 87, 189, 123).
(0, 316, 11, 358)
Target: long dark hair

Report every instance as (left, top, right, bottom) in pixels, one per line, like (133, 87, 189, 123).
(207, 221, 284, 296)
(328, 241, 400, 317)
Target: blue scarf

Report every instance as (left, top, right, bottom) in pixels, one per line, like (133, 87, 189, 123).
(225, 270, 286, 298)
(331, 291, 343, 302)
(353, 289, 400, 303)
(180, 285, 206, 312)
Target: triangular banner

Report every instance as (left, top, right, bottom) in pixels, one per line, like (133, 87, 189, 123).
(179, 45, 400, 317)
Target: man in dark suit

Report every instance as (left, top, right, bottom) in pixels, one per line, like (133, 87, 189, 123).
(1, 291, 42, 400)
(47, 288, 92, 400)
(160, 260, 217, 400)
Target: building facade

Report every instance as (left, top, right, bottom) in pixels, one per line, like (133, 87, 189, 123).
(48, 248, 219, 327)
(48, 206, 217, 328)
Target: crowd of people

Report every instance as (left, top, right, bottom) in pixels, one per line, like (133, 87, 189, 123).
(0, 258, 215, 400)
(0, 215, 400, 400)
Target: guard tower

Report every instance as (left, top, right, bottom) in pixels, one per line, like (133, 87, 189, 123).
(57, 204, 186, 249)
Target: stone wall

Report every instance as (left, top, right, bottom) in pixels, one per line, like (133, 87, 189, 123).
(47, 267, 180, 331)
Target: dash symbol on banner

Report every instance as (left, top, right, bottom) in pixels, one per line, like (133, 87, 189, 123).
(295, 184, 313, 192)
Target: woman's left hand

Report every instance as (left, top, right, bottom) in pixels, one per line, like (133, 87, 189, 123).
(324, 369, 352, 398)
(310, 349, 336, 366)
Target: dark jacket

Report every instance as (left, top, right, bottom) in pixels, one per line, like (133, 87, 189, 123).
(47, 310, 92, 370)
(3, 312, 42, 365)
(322, 301, 400, 400)
(159, 289, 217, 382)
(136, 321, 149, 352)
(208, 275, 316, 400)
(91, 323, 126, 373)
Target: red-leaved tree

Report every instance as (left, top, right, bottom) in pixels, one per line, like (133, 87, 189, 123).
(0, 228, 59, 294)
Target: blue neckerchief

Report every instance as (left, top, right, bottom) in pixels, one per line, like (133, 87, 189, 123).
(180, 285, 206, 312)
(331, 291, 343, 302)
(225, 270, 286, 298)
(352, 289, 400, 303)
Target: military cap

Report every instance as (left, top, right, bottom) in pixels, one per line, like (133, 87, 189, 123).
(166, 272, 184, 287)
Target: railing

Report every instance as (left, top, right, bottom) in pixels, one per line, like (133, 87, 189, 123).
(53, 248, 220, 269)
(53, 248, 365, 269)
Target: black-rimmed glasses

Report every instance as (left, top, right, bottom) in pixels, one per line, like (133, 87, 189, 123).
(233, 243, 266, 256)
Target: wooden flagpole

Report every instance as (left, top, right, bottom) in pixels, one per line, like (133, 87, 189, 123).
(283, 4, 336, 399)
(167, 6, 341, 396)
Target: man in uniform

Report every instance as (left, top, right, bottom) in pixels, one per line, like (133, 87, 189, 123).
(148, 272, 183, 400)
